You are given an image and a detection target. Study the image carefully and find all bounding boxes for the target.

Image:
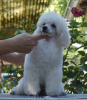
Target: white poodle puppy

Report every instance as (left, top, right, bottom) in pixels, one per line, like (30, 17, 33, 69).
(11, 12, 70, 96)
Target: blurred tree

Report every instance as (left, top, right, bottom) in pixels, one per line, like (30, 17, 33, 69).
(43, 0, 69, 16)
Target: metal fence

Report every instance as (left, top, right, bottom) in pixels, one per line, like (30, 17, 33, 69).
(0, 0, 51, 29)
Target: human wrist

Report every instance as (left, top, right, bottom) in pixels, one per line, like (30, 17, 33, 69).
(7, 37, 17, 52)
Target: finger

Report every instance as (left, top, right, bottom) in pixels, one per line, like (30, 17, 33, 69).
(32, 35, 50, 40)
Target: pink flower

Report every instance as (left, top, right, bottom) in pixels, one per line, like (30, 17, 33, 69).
(71, 7, 84, 17)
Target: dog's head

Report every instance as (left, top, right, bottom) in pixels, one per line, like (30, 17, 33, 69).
(37, 12, 59, 37)
(41, 23, 56, 36)
(36, 12, 71, 47)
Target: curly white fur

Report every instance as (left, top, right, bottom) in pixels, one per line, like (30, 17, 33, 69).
(11, 12, 70, 96)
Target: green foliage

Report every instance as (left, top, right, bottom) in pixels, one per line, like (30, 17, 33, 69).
(0, 78, 17, 93)
(44, 0, 69, 16)
(63, 19, 87, 94)
(1, 63, 23, 93)
(14, 20, 36, 35)
(0, 29, 12, 40)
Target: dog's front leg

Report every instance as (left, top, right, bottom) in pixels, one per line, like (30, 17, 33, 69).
(45, 68, 66, 97)
(10, 78, 24, 95)
(23, 69, 40, 96)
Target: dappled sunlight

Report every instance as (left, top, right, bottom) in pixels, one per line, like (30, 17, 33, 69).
(0, 0, 50, 29)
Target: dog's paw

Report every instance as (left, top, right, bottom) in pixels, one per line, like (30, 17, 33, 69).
(60, 92, 67, 96)
(29, 93, 38, 96)
(24, 90, 39, 96)
(47, 90, 67, 97)
(24, 85, 40, 96)
(48, 92, 67, 97)
(10, 91, 17, 95)
(10, 86, 24, 95)
(24, 90, 38, 96)
(10, 87, 18, 95)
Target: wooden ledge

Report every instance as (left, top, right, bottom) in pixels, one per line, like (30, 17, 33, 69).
(0, 93, 87, 100)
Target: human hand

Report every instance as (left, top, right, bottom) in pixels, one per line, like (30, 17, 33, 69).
(11, 33, 49, 53)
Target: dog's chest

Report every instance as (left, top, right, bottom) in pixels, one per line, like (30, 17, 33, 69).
(29, 39, 62, 68)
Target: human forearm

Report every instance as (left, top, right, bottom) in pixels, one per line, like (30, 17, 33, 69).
(0, 38, 14, 55)
(0, 34, 49, 55)
(0, 53, 25, 65)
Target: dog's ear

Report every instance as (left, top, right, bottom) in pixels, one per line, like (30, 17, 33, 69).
(56, 23, 71, 48)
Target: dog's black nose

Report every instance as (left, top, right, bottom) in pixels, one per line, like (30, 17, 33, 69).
(43, 26, 47, 30)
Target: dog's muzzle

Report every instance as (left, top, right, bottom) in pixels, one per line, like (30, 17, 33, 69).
(41, 26, 52, 36)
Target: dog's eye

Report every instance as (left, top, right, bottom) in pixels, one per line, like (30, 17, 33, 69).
(51, 24, 56, 28)
(43, 23, 46, 25)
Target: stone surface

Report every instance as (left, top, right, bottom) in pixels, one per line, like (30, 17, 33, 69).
(0, 93, 87, 100)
